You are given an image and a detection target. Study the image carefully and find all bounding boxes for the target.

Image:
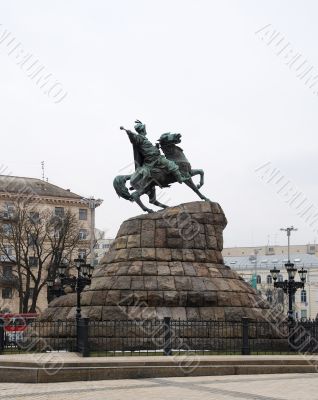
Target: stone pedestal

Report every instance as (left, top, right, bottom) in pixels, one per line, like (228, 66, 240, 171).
(41, 201, 273, 322)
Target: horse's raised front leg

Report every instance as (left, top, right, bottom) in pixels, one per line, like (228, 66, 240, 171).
(131, 190, 154, 213)
(184, 178, 210, 202)
(190, 169, 204, 189)
(148, 187, 169, 209)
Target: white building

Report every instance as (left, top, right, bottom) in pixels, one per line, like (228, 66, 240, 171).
(94, 229, 114, 265)
(223, 251, 318, 319)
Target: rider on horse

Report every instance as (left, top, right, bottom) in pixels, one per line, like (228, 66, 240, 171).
(121, 120, 187, 185)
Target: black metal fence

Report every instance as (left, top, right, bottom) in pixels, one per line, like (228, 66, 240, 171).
(1, 317, 318, 357)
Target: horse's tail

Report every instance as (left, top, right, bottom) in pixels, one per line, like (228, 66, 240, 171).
(113, 175, 133, 201)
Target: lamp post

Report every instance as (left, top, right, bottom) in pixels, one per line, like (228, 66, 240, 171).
(270, 226, 307, 321)
(47, 258, 94, 320)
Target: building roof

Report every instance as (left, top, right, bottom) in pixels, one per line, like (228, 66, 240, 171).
(224, 253, 318, 270)
(0, 175, 82, 200)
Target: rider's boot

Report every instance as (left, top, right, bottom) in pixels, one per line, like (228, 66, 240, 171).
(173, 170, 188, 184)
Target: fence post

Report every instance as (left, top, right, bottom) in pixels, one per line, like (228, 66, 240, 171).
(241, 317, 250, 355)
(163, 317, 172, 356)
(0, 322, 4, 353)
(77, 317, 89, 357)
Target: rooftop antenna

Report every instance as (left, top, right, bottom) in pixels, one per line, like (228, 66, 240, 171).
(41, 161, 45, 181)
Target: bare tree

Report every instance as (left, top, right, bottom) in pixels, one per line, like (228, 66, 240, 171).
(0, 199, 83, 313)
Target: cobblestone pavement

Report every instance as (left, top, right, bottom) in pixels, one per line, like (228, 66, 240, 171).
(0, 373, 318, 400)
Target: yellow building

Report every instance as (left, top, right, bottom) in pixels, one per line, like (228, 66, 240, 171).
(0, 175, 102, 314)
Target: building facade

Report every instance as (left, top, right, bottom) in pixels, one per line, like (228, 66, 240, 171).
(223, 245, 318, 319)
(94, 229, 113, 265)
(0, 175, 102, 314)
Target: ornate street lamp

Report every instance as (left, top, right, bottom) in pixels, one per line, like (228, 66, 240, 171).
(270, 226, 308, 321)
(46, 258, 94, 320)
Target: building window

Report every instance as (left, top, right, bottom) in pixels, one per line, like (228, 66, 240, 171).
(29, 211, 40, 223)
(2, 288, 12, 299)
(266, 275, 272, 284)
(79, 209, 87, 220)
(29, 257, 38, 268)
(256, 275, 261, 284)
(102, 243, 110, 249)
(266, 290, 273, 303)
(277, 274, 283, 282)
(3, 203, 15, 219)
(301, 290, 307, 303)
(301, 309, 307, 319)
(78, 249, 86, 259)
(3, 245, 13, 257)
(54, 207, 64, 218)
(28, 233, 38, 246)
(2, 223, 12, 235)
(79, 229, 88, 240)
(3, 265, 12, 276)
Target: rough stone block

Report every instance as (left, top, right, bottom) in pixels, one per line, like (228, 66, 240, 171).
(114, 236, 128, 249)
(187, 291, 203, 306)
(157, 263, 170, 275)
(164, 291, 179, 306)
(203, 291, 217, 306)
(167, 238, 183, 248)
(169, 262, 184, 275)
(193, 249, 207, 262)
(127, 234, 141, 248)
(91, 290, 108, 306)
(147, 291, 164, 306)
(105, 290, 121, 305)
(102, 306, 127, 320)
(154, 228, 167, 247)
(144, 276, 158, 290)
(142, 220, 155, 231)
(183, 263, 196, 276)
(114, 249, 129, 262)
(125, 219, 141, 235)
(205, 224, 215, 236)
(191, 277, 206, 291)
(156, 248, 172, 261)
(157, 276, 175, 290)
(174, 276, 192, 291)
(131, 277, 144, 290)
(171, 249, 183, 261)
(133, 291, 148, 304)
(200, 202, 212, 213)
(170, 307, 187, 320)
(141, 248, 156, 260)
(167, 228, 181, 238)
(112, 276, 131, 290)
(141, 230, 155, 247)
(143, 262, 158, 275)
(194, 234, 206, 249)
(207, 235, 218, 249)
(128, 248, 142, 261)
(119, 290, 135, 305)
(127, 262, 142, 275)
(117, 264, 129, 275)
(182, 249, 195, 262)
(183, 239, 194, 249)
(186, 307, 200, 320)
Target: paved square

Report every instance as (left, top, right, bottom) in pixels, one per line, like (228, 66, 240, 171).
(0, 373, 317, 400)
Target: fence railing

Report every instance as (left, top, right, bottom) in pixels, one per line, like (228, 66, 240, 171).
(1, 317, 318, 357)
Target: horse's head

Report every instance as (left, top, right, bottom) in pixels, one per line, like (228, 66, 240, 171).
(158, 133, 182, 146)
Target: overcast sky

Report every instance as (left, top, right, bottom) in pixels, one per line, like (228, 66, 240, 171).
(1, 0, 318, 247)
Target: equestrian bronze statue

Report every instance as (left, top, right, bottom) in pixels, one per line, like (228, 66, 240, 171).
(113, 120, 210, 213)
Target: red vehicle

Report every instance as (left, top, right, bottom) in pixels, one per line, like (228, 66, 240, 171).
(0, 313, 38, 343)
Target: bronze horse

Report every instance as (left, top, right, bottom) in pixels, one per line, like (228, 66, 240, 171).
(113, 133, 210, 213)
